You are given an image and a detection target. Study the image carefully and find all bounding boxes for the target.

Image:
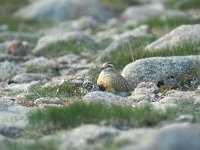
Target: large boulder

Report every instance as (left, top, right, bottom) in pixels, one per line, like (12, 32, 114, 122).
(14, 0, 112, 22)
(122, 56, 200, 89)
(145, 24, 200, 51)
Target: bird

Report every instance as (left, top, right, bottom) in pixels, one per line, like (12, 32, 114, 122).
(97, 63, 131, 95)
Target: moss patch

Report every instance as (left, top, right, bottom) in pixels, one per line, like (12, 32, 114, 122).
(102, 40, 200, 70)
(38, 40, 94, 57)
(26, 80, 82, 101)
(27, 102, 177, 133)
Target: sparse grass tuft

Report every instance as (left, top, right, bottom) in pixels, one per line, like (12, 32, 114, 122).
(26, 81, 81, 101)
(27, 101, 177, 132)
(1, 140, 59, 150)
(166, 0, 200, 10)
(38, 40, 94, 57)
(178, 67, 200, 91)
(144, 16, 200, 29)
(141, 16, 200, 37)
(102, 40, 200, 70)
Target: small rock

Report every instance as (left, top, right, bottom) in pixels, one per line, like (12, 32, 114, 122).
(0, 98, 30, 127)
(59, 125, 119, 149)
(9, 73, 49, 84)
(5, 40, 29, 56)
(33, 32, 96, 56)
(175, 114, 195, 123)
(0, 61, 26, 82)
(0, 126, 23, 138)
(83, 91, 131, 106)
(5, 81, 44, 93)
(34, 97, 63, 105)
(193, 96, 200, 108)
(121, 3, 165, 24)
(151, 102, 177, 111)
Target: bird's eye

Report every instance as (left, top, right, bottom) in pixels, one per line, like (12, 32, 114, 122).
(107, 64, 114, 68)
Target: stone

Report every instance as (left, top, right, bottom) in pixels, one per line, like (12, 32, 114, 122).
(122, 56, 200, 90)
(59, 125, 120, 149)
(9, 73, 49, 84)
(83, 91, 131, 106)
(0, 126, 23, 138)
(23, 57, 58, 74)
(33, 32, 96, 55)
(175, 114, 195, 123)
(0, 61, 26, 82)
(121, 3, 165, 24)
(151, 102, 177, 111)
(34, 97, 63, 105)
(5, 81, 44, 93)
(149, 123, 200, 150)
(130, 82, 159, 102)
(145, 24, 200, 51)
(5, 40, 29, 56)
(43, 16, 101, 34)
(0, 98, 31, 127)
(14, 0, 112, 22)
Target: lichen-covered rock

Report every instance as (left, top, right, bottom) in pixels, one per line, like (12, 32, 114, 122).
(23, 57, 58, 75)
(5, 81, 45, 93)
(43, 16, 101, 34)
(83, 91, 131, 106)
(9, 73, 49, 84)
(34, 97, 63, 105)
(33, 32, 96, 55)
(130, 82, 159, 102)
(14, 0, 112, 22)
(122, 56, 200, 90)
(0, 61, 26, 82)
(59, 125, 120, 149)
(149, 123, 200, 150)
(0, 98, 31, 127)
(121, 3, 165, 24)
(145, 24, 200, 51)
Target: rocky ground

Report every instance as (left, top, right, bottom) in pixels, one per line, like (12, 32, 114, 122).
(1, 0, 200, 149)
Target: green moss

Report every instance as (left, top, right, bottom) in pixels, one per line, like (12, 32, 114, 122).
(27, 102, 176, 132)
(102, 40, 200, 70)
(101, 37, 155, 70)
(26, 80, 81, 101)
(39, 40, 94, 57)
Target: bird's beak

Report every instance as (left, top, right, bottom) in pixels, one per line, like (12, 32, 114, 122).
(100, 67, 104, 71)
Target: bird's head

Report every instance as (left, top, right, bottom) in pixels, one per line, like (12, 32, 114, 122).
(100, 63, 115, 72)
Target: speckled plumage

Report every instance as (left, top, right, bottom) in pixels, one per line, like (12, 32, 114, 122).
(97, 63, 130, 93)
